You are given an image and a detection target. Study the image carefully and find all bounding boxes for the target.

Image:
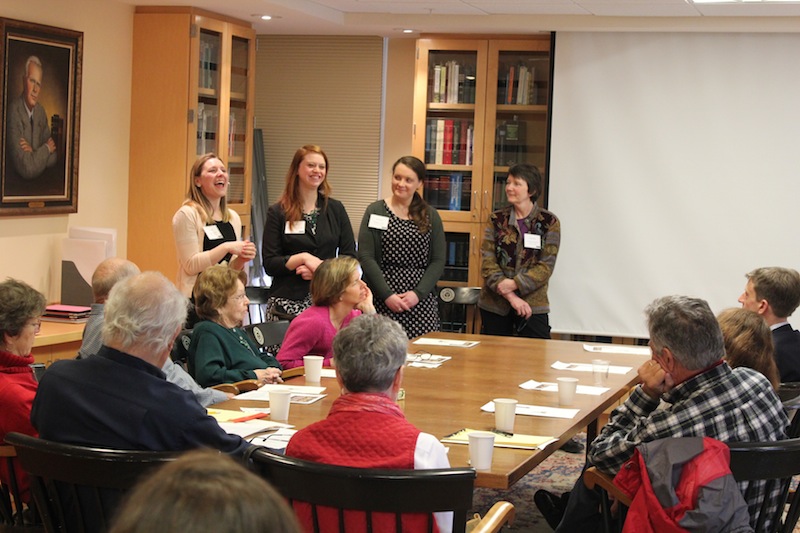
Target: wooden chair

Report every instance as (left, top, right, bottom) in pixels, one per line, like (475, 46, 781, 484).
(585, 437, 800, 533)
(0, 444, 40, 530)
(438, 286, 482, 334)
(211, 379, 262, 395)
(245, 447, 515, 533)
(5, 433, 178, 533)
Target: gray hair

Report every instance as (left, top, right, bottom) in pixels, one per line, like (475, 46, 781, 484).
(103, 272, 187, 355)
(646, 295, 724, 370)
(91, 258, 141, 302)
(23, 56, 42, 77)
(332, 314, 407, 393)
(0, 278, 46, 340)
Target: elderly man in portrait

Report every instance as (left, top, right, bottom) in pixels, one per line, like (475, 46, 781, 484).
(77, 257, 230, 407)
(535, 295, 787, 532)
(739, 266, 800, 382)
(6, 55, 58, 180)
(32, 271, 248, 455)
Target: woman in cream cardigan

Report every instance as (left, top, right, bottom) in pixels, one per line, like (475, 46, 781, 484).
(172, 153, 256, 297)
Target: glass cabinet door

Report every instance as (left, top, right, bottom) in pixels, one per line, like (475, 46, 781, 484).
(225, 34, 251, 205)
(413, 40, 487, 224)
(196, 28, 221, 158)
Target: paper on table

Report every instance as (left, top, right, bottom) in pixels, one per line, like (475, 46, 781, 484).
(236, 383, 325, 401)
(583, 343, 651, 356)
(441, 428, 557, 450)
(519, 380, 610, 395)
(320, 368, 337, 378)
(481, 401, 579, 419)
(413, 338, 479, 348)
(551, 361, 632, 375)
(216, 419, 293, 439)
(249, 428, 296, 450)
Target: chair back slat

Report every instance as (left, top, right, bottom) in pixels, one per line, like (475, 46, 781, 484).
(247, 447, 475, 532)
(244, 321, 291, 350)
(6, 433, 177, 533)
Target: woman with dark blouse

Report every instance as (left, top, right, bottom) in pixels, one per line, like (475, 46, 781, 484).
(262, 145, 356, 320)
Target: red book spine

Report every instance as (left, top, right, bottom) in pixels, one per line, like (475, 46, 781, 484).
(442, 120, 454, 165)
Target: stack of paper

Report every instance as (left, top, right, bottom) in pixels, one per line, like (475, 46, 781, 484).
(441, 428, 557, 450)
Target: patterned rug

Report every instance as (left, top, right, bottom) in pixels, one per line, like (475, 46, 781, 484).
(469, 433, 586, 532)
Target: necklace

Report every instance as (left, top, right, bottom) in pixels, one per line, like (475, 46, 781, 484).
(225, 325, 259, 357)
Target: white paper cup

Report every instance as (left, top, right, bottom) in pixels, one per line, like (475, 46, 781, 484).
(303, 355, 324, 382)
(269, 389, 292, 421)
(557, 377, 579, 406)
(493, 398, 518, 433)
(468, 431, 495, 470)
(592, 359, 610, 385)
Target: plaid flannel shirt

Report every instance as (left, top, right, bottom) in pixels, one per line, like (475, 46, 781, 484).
(589, 362, 788, 530)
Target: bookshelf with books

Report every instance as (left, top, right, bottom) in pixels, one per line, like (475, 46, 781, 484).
(413, 36, 553, 290)
(128, 7, 255, 278)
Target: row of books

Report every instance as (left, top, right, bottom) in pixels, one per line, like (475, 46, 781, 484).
(42, 304, 91, 324)
(495, 117, 527, 167)
(199, 40, 219, 90)
(422, 174, 472, 211)
(497, 64, 537, 105)
(425, 119, 474, 166)
(428, 61, 477, 104)
(197, 103, 217, 155)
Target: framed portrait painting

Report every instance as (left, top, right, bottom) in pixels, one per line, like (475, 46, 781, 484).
(0, 18, 82, 216)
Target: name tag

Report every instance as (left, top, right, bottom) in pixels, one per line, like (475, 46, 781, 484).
(285, 221, 306, 235)
(524, 233, 542, 250)
(368, 214, 390, 231)
(203, 225, 223, 240)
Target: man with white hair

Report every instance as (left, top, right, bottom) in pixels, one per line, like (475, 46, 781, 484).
(32, 271, 248, 455)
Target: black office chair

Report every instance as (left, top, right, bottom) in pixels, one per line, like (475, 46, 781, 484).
(438, 286, 481, 334)
(245, 285, 271, 325)
(5, 432, 178, 533)
(585, 437, 800, 533)
(244, 320, 291, 355)
(169, 328, 192, 369)
(245, 447, 515, 533)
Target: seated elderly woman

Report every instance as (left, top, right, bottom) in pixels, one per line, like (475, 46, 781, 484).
(285, 314, 451, 532)
(110, 449, 300, 533)
(277, 256, 374, 370)
(717, 307, 781, 390)
(189, 265, 282, 387)
(0, 278, 46, 504)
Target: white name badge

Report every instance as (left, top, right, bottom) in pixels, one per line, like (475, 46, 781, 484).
(285, 221, 306, 235)
(524, 233, 542, 250)
(368, 214, 390, 231)
(203, 225, 224, 240)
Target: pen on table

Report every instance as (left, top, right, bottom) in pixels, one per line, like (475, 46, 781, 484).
(231, 412, 270, 423)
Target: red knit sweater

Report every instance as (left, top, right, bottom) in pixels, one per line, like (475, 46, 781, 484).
(286, 392, 438, 532)
(0, 349, 38, 503)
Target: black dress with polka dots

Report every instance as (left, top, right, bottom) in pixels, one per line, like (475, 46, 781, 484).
(375, 202, 440, 338)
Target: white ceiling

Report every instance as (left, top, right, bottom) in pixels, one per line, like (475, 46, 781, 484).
(121, 0, 800, 36)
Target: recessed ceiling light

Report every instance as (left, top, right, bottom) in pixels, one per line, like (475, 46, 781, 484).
(261, 15, 272, 21)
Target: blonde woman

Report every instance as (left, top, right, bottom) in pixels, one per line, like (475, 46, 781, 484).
(172, 153, 256, 297)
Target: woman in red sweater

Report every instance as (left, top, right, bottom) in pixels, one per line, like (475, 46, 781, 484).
(0, 278, 46, 504)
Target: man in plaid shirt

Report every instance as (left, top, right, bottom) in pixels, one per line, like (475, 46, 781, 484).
(537, 295, 788, 532)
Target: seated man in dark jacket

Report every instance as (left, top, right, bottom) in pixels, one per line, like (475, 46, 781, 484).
(32, 271, 249, 457)
(738, 266, 800, 382)
(536, 295, 787, 532)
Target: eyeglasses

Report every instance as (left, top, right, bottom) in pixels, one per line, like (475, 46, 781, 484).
(231, 292, 248, 302)
(27, 319, 42, 333)
(409, 350, 433, 362)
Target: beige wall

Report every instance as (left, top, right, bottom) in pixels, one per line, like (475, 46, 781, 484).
(0, 0, 133, 301)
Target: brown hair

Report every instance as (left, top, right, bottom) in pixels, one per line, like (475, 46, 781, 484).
(109, 450, 300, 533)
(0, 278, 46, 340)
(193, 265, 247, 321)
(393, 155, 430, 233)
(508, 163, 543, 202)
(746, 267, 800, 318)
(185, 153, 231, 224)
(279, 145, 331, 223)
(717, 307, 780, 390)
(310, 256, 360, 307)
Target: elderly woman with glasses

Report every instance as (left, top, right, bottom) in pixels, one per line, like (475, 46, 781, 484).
(0, 278, 46, 503)
(189, 265, 282, 387)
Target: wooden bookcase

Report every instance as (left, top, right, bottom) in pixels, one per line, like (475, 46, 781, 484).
(127, 7, 255, 280)
(413, 36, 553, 288)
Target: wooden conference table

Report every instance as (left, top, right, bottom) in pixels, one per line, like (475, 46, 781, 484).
(220, 332, 650, 489)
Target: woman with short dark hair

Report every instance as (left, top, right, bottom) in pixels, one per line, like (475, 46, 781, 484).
(0, 278, 46, 503)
